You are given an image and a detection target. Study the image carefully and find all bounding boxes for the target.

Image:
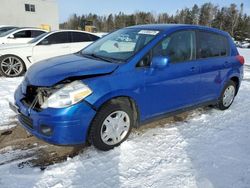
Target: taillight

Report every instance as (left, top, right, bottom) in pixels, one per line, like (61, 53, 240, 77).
(236, 55, 245, 65)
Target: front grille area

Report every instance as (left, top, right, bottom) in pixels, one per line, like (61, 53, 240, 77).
(23, 85, 39, 106)
(19, 114, 33, 129)
(22, 85, 45, 111)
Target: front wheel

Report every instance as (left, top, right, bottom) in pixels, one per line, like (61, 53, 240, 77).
(0, 55, 26, 77)
(217, 80, 236, 110)
(89, 100, 133, 151)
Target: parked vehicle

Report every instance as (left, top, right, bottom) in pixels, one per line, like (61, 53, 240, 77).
(10, 24, 244, 151)
(0, 30, 100, 77)
(0, 25, 18, 35)
(234, 40, 242, 47)
(240, 41, 250, 48)
(0, 27, 47, 45)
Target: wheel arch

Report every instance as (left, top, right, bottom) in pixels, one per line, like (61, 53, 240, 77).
(220, 68, 241, 97)
(230, 76, 240, 95)
(95, 95, 140, 128)
(86, 95, 140, 145)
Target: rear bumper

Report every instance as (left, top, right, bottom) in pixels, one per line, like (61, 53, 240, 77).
(13, 85, 96, 145)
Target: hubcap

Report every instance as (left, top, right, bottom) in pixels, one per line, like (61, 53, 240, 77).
(223, 85, 235, 107)
(1, 57, 23, 76)
(100, 111, 130, 145)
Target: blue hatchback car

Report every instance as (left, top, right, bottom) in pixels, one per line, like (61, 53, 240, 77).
(10, 24, 244, 151)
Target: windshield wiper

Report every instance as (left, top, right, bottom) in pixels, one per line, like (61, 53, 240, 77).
(82, 53, 120, 63)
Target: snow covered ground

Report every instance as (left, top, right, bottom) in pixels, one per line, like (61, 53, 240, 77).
(0, 49, 249, 188)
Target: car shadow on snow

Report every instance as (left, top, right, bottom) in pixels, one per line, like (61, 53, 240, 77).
(175, 85, 250, 187)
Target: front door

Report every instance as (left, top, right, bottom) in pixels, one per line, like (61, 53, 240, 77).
(7, 30, 34, 44)
(138, 30, 200, 120)
(32, 32, 71, 62)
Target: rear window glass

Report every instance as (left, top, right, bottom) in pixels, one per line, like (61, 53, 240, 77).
(31, 30, 46, 38)
(88, 34, 100, 41)
(71, 32, 91, 42)
(197, 32, 229, 59)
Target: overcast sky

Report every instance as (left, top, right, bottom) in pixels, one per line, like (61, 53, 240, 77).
(58, 0, 250, 23)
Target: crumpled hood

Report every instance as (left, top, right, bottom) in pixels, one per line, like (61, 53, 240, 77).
(25, 54, 119, 86)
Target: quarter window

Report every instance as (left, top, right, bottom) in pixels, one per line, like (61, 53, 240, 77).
(152, 31, 196, 63)
(197, 32, 229, 59)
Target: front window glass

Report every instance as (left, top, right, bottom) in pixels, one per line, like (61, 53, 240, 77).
(38, 32, 69, 45)
(82, 28, 161, 62)
(152, 31, 196, 63)
(13, 30, 32, 38)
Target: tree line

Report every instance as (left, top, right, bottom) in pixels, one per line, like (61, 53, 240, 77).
(60, 3, 250, 41)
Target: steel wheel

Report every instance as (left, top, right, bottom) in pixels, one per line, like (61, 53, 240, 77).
(100, 111, 130, 145)
(0, 56, 24, 77)
(222, 85, 235, 107)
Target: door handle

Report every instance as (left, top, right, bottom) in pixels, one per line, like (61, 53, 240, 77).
(190, 66, 197, 72)
(224, 61, 230, 68)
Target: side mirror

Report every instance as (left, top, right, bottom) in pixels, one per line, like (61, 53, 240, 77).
(7, 34, 15, 39)
(151, 56, 169, 69)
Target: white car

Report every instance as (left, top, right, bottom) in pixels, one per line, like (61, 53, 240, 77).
(0, 27, 47, 45)
(0, 25, 18, 35)
(0, 30, 100, 77)
(241, 41, 250, 48)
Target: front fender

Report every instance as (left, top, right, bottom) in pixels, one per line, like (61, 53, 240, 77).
(86, 89, 139, 109)
(83, 70, 144, 112)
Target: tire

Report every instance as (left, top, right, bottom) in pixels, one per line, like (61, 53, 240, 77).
(0, 55, 26, 77)
(89, 100, 134, 151)
(217, 80, 236, 110)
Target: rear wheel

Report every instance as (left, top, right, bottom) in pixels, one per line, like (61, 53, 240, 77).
(0, 55, 25, 77)
(89, 100, 133, 151)
(217, 80, 236, 110)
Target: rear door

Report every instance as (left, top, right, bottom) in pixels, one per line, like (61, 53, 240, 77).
(196, 31, 231, 102)
(70, 32, 99, 53)
(32, 32, 71, 62)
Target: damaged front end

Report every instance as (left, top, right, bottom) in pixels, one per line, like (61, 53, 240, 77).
(22, 83, 65, 111)
(22, 77, 93, 110)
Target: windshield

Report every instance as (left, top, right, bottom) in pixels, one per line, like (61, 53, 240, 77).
(28, 32, 48, 44)
(0, 27, 17, 35)
(0, 28, 18, 37)
(81, 28, 161, 62)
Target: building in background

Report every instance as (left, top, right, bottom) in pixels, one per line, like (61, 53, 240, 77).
(0, 0, 59, 31)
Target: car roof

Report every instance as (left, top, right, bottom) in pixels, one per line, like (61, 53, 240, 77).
(0, 25, 17, 28)
(16, 27, 47, 31)
(48, 30, 100, 37)
(127, 24, 229, 37)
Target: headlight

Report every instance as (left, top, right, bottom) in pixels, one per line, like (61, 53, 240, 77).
(41, 80, 92, 109)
